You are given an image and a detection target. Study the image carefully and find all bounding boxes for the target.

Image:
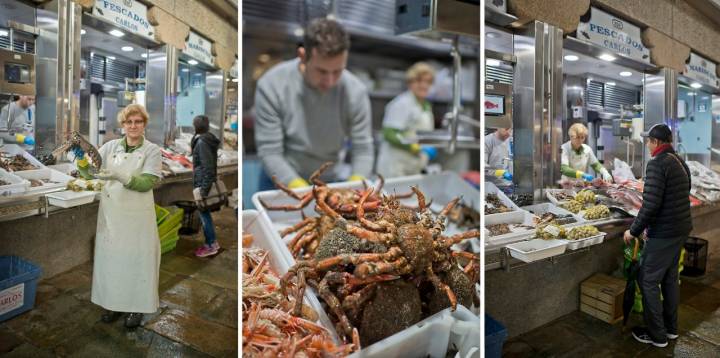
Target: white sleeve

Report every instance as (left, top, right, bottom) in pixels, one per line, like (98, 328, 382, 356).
(484, 136, 492, 164)
(560, 144, 570, 166)
(382, 96, 412, 130)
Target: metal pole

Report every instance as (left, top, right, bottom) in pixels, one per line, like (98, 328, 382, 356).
(448, 36, 461, 154)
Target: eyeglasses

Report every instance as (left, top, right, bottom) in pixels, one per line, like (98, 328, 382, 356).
(123, 119, 145, 126)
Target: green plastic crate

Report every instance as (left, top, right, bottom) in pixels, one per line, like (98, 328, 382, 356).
(160, 224, 181, 244)
(161, 239, 178, 254)
(155, 205, 170, 225)
(158, 206, 184, 237)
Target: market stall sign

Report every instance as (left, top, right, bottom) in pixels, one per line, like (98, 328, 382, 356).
(92, 0, 154, 40)
(684, 53, 720, 89)
(184, 31, 215, 66)
(576, 7, 650, 63)
(0, 283, 24, 316)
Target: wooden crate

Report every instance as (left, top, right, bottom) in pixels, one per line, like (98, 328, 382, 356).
(580, 274, 625, 324)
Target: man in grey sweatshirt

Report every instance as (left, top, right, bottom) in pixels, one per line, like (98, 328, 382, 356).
(254, 18, 374, 189)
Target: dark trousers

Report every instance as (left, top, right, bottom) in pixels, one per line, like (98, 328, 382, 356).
(638, 237, 686, 342)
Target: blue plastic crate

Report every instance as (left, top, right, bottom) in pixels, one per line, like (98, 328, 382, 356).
(0, 256, 42, 322)
(485, 314, 508, 358)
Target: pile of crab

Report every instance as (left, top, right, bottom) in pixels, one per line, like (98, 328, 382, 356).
(260, 163, 480, 348)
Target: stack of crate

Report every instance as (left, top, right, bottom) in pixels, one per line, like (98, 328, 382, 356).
(156, 205, 184, 254)
(580, 274, 626, 324)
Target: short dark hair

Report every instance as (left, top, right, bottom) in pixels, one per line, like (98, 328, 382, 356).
(303, 18, 350, 61)
(193, 115, 210, 134)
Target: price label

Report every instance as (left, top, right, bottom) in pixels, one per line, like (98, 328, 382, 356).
(543, 225, 561, 237)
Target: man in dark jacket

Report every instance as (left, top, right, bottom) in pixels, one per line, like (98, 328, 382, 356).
(191, 115, 221, 258)
(624, 123, 692, 348)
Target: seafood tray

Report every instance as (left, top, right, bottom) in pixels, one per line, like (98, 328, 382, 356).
(485, 182, 520, 221)
(347, 305, 479, 358)
(484, 210, 538, 244)
(242, 210, 340, 344)
(545, 188, 577, 206)
(48, 163, 80, 178)
(505, 239, 568, 263)
(563, 232, 606, 251)
(0, 144, 45, 172)
(15, 168, 73, 194)
(383, 172, 480, 236)
(45, 190, 96, 208)
(521, 203, 586, 225)
(0, 168, 29, 197)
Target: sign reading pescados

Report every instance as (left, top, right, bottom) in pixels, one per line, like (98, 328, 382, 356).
(92, 0, 154, 40)
(576, 7, 650, 63)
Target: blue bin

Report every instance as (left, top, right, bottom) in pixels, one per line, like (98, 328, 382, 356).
(0, 256, 42, 322)
(485, 314, 508, 358)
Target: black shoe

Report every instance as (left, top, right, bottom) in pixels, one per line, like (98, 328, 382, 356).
(632, 326, 668, 347)
(101, 310, 122, 323)
(124, 313, 143, 329)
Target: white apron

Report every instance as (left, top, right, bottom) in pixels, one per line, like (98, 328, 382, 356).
(91, 144, 160, 313)
(561, 142, 594, 180)
(377, 92, 435, 177)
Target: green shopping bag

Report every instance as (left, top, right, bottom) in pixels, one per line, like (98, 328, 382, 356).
(622, 240, 685, 313)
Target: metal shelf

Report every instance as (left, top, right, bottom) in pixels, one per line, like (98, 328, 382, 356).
(485, 6, 518, 28)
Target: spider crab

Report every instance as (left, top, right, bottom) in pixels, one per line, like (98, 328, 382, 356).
(52, 131, 102, 170)
(280, 186, 480, 342)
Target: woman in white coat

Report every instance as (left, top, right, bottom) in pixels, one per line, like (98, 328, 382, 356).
(75, 104, 162, 329)
(376, 62, 438, 178)
(560, 123, 612, 182)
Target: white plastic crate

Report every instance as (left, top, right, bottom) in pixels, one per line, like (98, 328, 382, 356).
(485, 182, 520, 221)
(45, 190, 96, 208)
(564, 232, 606, 250)
(506, 239, 568, 263)
(484, 209, 537, 244)
(545, 188, 577, 206)
(0, 144, 45, 172)
(0, 168, 29, 197)
(15, 168, 73, 194)
(241, 210, 340, 344)
(48, 163, 78, 177)
(521, 202, 586, 225)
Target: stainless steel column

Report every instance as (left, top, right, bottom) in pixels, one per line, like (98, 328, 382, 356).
(512, 22, 564, 201)
(205, 70, 226, 143)
(642, 68, 678, 170)
(145, 45, 177, 147)
(55, 0, 81, 145)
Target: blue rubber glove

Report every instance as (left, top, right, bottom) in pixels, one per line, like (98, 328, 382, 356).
(582, 173, 594, 182)
(230, 121, 238, 132)
(502, 171, 513, 181)
(23, 136, 35, 145)
(420, 145, 438, 161)
(72, 146, 85, 160)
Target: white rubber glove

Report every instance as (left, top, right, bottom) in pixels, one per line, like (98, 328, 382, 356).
(95, 169, 132, 185)
(601, 169, 613, 182)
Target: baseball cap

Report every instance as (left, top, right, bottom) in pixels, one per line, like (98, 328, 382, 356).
(641, 123, 672, 142)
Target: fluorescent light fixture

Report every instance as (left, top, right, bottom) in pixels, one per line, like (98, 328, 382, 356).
(181, 68, 189, 72)
(598, 54, 616, 62)
(188, 59, 198, 65)
(619, 71, 632, 77)
(0, 30, 8, 37)
(564, 55, 579, 61)
(121, 46, 133, 52)
(486, 59, 501, 67)
(107, 56, 116, 60)
(140, 53, 148, 58)
(226, 78, 230, 82)
(293, 28, 304, 37)
(688, 92, 696, 96)
(80, 29, 86, 35)
(606, 82, 616, 86)
(486, 32, 499, 38)
(109, 29, 124, 37)
(232, 78, 239, 83)
(691, 82, 702, 89)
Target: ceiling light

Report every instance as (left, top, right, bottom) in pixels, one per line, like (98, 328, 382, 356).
(486, 59, 501, 67)
(188, 59, 198, 65)
(0, 30, 7, 37)
(140, 53, 148, 58)
(121, 46, 133, 52)
(293, 28, 304, 37)
(606, 82, 616, 86)
(564, 55, 579, 61)
(107, 56, 116, 60)
(599, 54, 616, 62)
(688, 92, 696, 96)
(226, 78, 230, 82)
(619, 71, 632, 77)
(181, 68, 189, 72)
(80, 29, 86, 35)
(109, 29, 124, 37)
(691, 82, 703, 89)
(486, 32, 499, 38)
(232, 78, 238, 83)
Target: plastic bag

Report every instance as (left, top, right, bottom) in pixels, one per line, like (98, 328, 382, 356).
(613, 158, 636, 182)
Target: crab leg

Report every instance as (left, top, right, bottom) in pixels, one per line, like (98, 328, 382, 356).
(314, 186, 344, 221)
(269, 175, 308, 201)
(346, 225, 394, 244)
(292, 232, 318, 256)
(309, 161, 333, 186)
(411, 186, 426, 210)
(259, 194, 314, 212)
(442, 230, 481, 247)
(287, 225, 316, 249)
(343, 283, 378, 321)
(440, 197, 462, 216)
(356, 189, 390, 232)
(451, 251, 479, 262)
(354, 257, 409, 278)
(316, 247, 402, 271)
(280, 217, 316, 237)
(292, 269, 307, 316)
(317, 275, 355, 341)
(427, 267, 457, 311)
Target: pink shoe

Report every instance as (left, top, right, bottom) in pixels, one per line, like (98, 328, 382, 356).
(195, 244, 219, 257)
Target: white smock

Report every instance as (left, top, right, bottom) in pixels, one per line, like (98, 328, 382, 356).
(560, 141, 610, 181)
(91, 138, 162, 313)
(377, 91, 434, 178)
(484, 132, 510, 169)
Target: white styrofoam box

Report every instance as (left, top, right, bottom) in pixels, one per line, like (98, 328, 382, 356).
(241, 210, 340, 344)
(447, 306, 481, 358)
(506, 239, 568, 263)
(521, 202, 586, 225)
(15, 168, 73, 193)
(0, 168, 29, 197)
(0, 144, 45, 172)
(45, 190, 96, 208)
(48, 163, 81, 178)
(484, 209, 538, 244)
(349, 309, 453, 358)
(545, 189, 577, 206)
(485, 182, 520, 221)
(564, 232, 606, 250)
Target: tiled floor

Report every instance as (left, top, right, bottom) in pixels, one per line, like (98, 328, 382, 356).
(503, 257, 720, 357)
(1, 207, 238, 358)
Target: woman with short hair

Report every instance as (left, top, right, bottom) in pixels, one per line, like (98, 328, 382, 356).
(560, 123, 613, 182)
